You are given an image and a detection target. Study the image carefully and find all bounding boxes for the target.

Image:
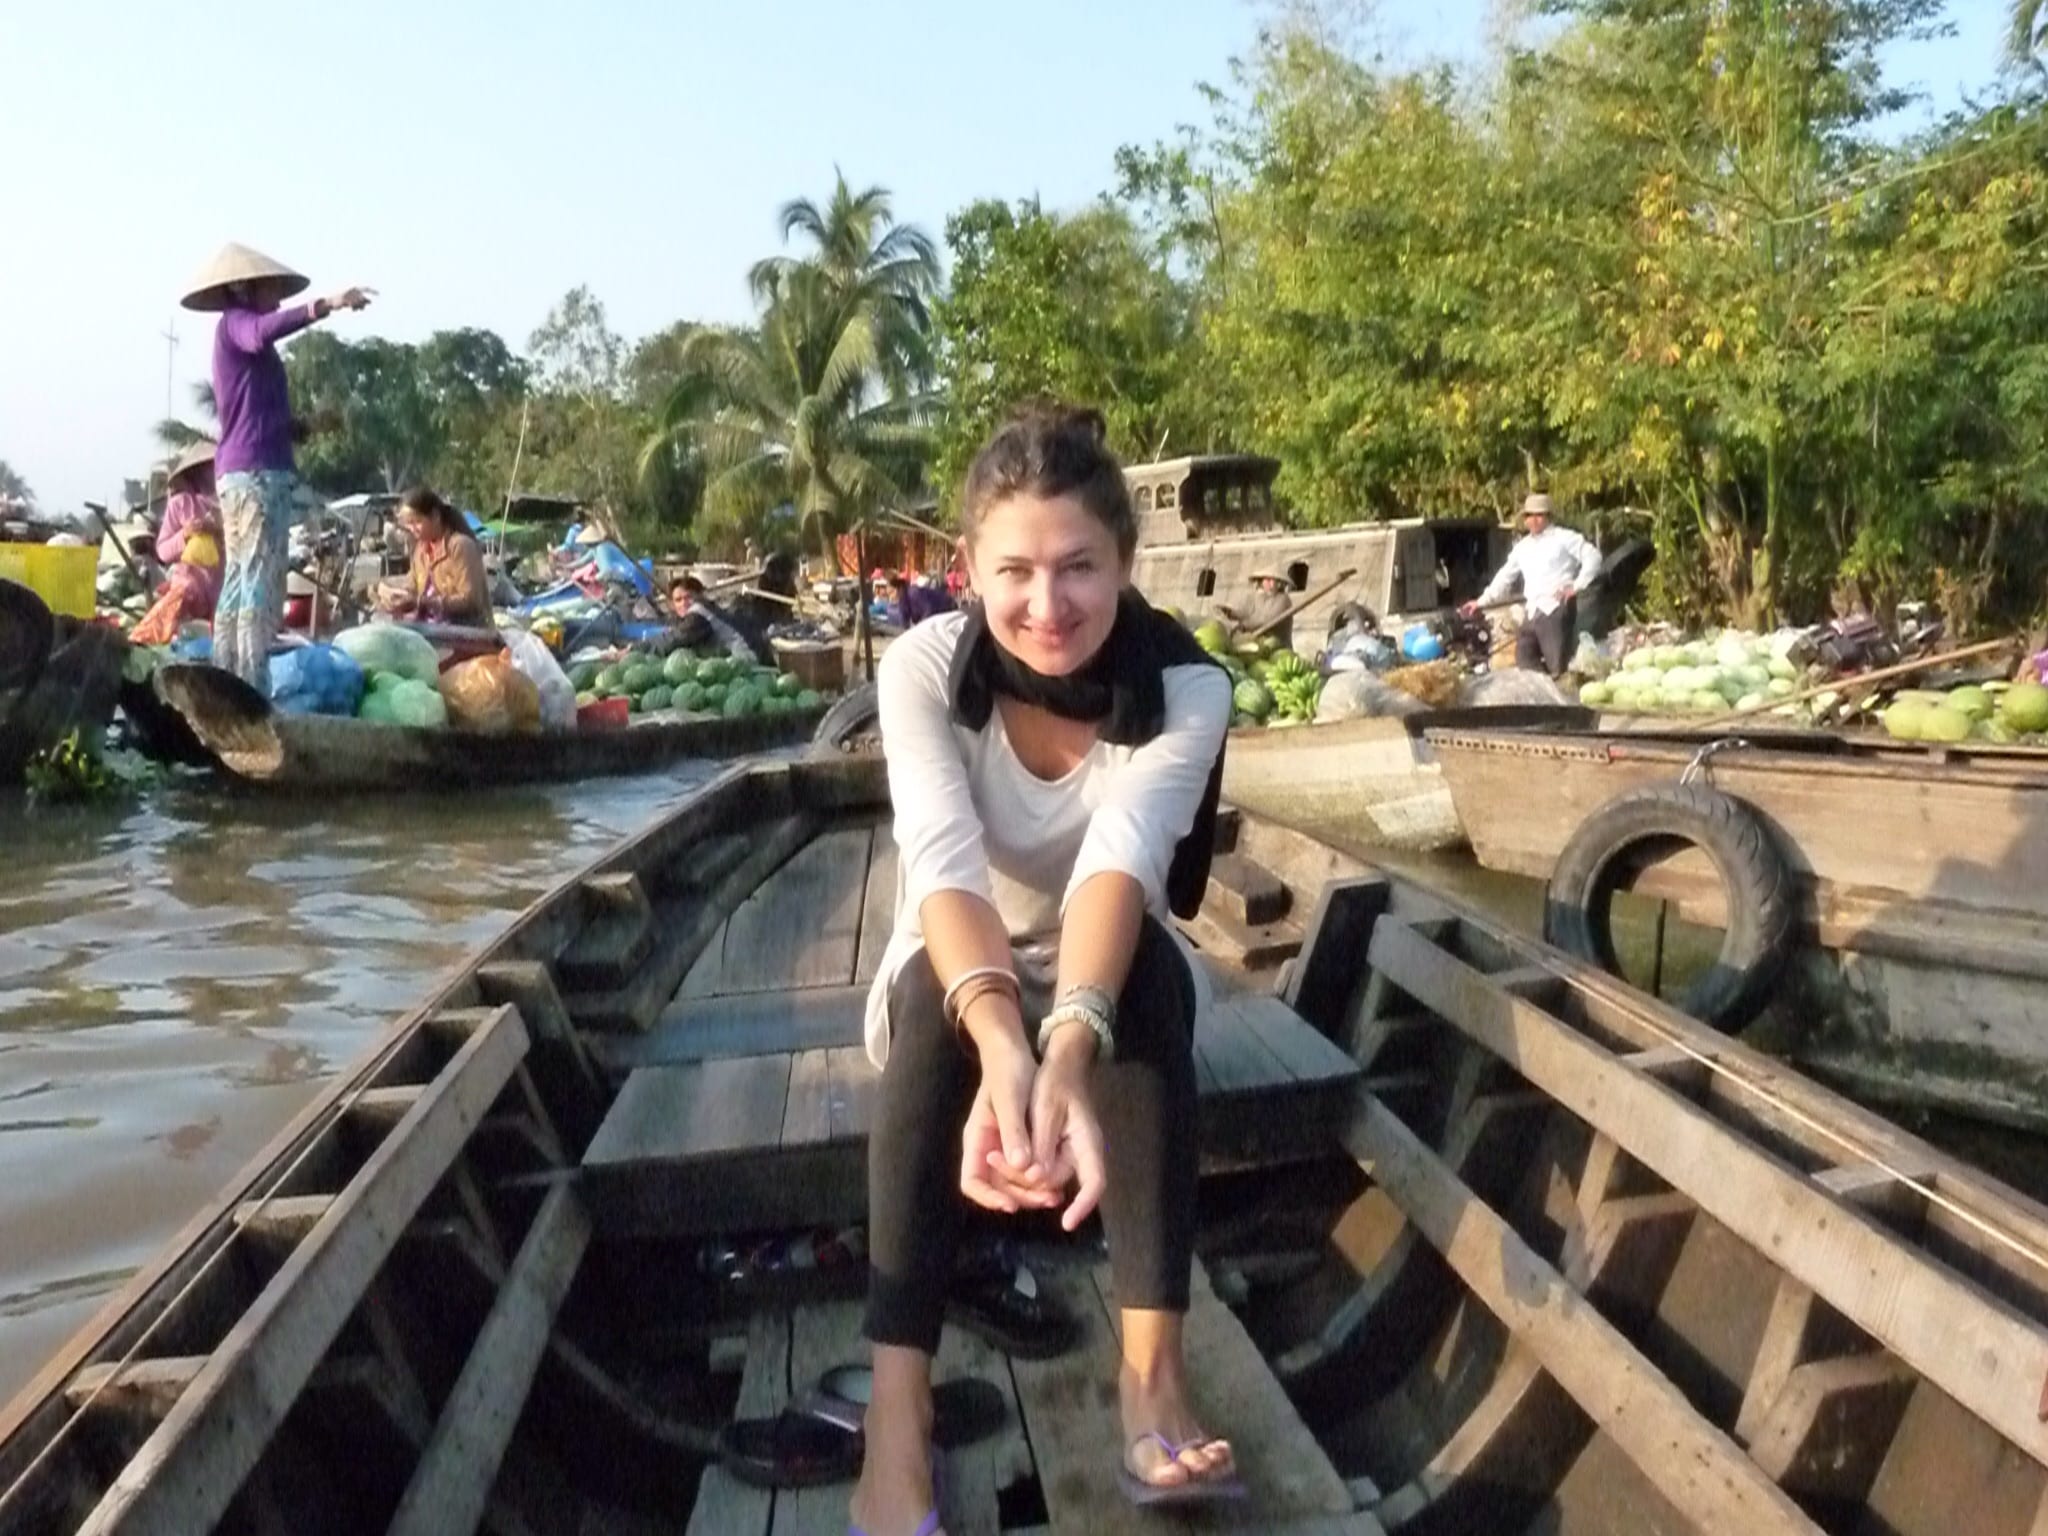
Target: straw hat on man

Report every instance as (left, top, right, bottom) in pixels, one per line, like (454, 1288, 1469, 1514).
(179, 243, 373, 693)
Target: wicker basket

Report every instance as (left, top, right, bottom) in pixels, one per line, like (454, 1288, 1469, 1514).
(772, 638, 846, 694)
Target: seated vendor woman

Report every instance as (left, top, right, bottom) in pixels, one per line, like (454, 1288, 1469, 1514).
(853, 405, 1236, 1536)
(384, 486, 492, 628)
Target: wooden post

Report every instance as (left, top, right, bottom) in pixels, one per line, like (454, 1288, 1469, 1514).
(856, 521, 876, 684)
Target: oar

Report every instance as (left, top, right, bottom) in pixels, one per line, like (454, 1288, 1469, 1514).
(1689, 635, 2021, 732)
(1241, 568, 1359, 642)
(82, 500, 148, 590)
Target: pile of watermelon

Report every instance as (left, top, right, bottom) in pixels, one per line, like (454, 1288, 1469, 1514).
(567, 647, 829, 722)
(1188, 619, 1322, 729)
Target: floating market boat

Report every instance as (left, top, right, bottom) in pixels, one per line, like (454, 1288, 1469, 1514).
(1218, 703, 1590, 851)
(1428, 719, 2048, 1128)
(0, 580, 126, 787)
(5, 747, 2047, 1534)
(150, 661, 827, 794)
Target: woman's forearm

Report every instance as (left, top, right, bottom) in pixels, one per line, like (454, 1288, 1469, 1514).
(1056, 871, 1145, 1000)
(918, 888, 1026, 1054)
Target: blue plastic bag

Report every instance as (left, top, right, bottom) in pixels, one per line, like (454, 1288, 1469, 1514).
(269, 644, 367, 717)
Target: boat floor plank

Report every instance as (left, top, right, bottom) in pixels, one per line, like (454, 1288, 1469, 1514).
(596, 986, 869, 1075)
(718, 826, 874, 993)
(686, 1310, 788, 1536)
(769, 1300, 870, 1536)
(854, 833, 899, 987)
(1007, 1264, 1354, 1534)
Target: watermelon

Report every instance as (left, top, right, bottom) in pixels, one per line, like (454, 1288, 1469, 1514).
(594, 664, 626, 697)
(698, 657, 732, 685)
(702, 682, 728, 709)
(662, 651, 696, 686)
(795, 689, 822, 710)
(642, 685, 673, 713)
(1233, 678, 1274, 720)
(1193, 621, 1229, 654)
(569, 662, 599, 691)
(722, 686, 754, 719)
(677, 682, 706, 712)
(624, 662, 661, 696)
(774, 671, 803, 697)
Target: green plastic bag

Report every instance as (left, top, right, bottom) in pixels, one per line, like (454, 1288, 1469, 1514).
(387, 678, 448, 729)
(335, 623, 442, 686)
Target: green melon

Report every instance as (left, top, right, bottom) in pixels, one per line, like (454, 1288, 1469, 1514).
(662, 651, 696, 686)
(2001, 681, 2048, 733)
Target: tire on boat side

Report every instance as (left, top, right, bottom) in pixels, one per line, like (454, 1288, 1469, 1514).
(1543, 782, 1795, 1031)
(809, 681, 880, 755)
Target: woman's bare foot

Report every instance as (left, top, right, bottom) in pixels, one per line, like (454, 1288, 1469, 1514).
(1118, 1356, 1235, 1488)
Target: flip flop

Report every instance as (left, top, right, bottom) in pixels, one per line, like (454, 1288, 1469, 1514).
(945, 1264, 1078, 1361)
(717, 1406, 863, 1489)
(1116, 1431, 1248, 1507)
(801, 1365, 1007, 1450)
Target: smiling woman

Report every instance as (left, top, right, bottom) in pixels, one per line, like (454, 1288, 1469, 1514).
(853, 405, 1238, 1535)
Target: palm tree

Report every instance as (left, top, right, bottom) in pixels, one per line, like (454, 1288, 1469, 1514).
(747, 173, 941, 391)
(645, 177, 939, 554)
(153, 382, 219, 453)
(644, 262, 933, 557)
(2011, 0, 2044, 66)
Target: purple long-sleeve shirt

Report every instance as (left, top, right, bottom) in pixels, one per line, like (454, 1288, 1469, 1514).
(212, 303, 318, 475)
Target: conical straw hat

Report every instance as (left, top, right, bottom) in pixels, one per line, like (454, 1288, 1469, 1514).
(180, 243, 309, 312)
(168, 440, 216, 484)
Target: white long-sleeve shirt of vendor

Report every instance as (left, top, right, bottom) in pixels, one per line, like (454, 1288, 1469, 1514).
(1477, 525, 1603, 616)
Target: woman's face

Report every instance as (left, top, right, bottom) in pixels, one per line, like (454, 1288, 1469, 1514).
(965, 491, 1128, 676)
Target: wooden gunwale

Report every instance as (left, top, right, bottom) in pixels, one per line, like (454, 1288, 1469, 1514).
(0, 758, 782, 1456)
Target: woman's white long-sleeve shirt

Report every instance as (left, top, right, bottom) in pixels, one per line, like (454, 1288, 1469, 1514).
(863, 612, 1232, 1066)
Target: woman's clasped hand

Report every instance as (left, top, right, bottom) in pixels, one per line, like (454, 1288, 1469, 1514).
(957, 1017, 1106, 1231)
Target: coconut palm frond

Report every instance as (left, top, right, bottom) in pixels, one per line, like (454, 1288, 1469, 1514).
(2011, 0, 2046, 63)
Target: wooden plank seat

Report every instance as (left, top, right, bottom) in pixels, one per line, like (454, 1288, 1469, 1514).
(685, 1263, 1376, 1536)
(581, 994, 1361, 1238)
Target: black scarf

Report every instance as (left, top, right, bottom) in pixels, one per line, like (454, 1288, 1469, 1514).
(947, 594, 1227, 919)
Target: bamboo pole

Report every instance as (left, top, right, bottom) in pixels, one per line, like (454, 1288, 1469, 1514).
(1239, 568, 1359, 642)
(1690, 635, 2019, 731)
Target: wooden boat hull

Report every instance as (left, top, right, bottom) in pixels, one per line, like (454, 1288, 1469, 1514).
(1428, 724, 2048, 1126)
(0, 615, 125, 786)
(154, 661, 823, 792)
(1221, 705, 1592, 853)
(7, 751, 2048, 1534)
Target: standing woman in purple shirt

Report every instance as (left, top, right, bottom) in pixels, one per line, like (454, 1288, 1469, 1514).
(178, 244, 372, 690)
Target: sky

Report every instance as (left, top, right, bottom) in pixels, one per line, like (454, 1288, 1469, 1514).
(0, 0, 2010, 513)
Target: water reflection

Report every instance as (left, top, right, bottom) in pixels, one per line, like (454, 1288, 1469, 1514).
(0, 767, 715, 1403)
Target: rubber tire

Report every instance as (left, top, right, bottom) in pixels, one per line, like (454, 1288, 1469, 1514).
(1543, 782, 1795, 1031)
(807, 681, 879, 756)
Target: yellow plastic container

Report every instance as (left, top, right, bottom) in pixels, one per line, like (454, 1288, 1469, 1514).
(0, 543, 99, 619)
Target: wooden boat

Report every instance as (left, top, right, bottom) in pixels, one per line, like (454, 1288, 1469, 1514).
(1428, 719, 2048, 1128)
(1220, 704, 1590, 851)
(6, 749, 2048, 1535)
(151, 662, 825, 793)
(0, 582, 126, 786)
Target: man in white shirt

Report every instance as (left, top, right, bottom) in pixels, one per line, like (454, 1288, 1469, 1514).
(1464, 493, 1603, 676)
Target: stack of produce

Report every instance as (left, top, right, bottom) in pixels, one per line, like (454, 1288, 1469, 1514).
(1189, 618, 1324, 728)
(567, 645, 829, 722)
(1383, 660, 1462, 710)
(1882, 681, 2048, 744)
(1578, 631, 1811, 718)
(333, 623, 449, 729)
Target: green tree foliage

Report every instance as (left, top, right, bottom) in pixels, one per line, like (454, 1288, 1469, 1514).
(1081, 2, 2047, 627)
(646, 177, 937, 557)
(0, 460, 33, 506)
(932, 198, 1201, 499)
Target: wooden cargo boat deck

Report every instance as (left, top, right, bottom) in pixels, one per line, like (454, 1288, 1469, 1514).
(9, 752, 2048, 1535)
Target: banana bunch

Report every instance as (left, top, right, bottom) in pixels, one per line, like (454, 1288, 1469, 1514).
(1266, 668, 1321, 722)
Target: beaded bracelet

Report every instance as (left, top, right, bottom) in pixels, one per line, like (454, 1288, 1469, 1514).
(1036, 993, 1116, 1063)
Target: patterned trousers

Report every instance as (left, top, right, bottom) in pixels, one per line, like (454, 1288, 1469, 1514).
(214, 469, 298, 694)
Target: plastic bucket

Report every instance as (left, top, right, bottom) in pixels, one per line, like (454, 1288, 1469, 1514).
(0, 544, 98, 619)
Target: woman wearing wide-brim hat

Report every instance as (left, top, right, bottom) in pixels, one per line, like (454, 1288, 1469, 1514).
(130, 441, 225, 645)
(180, 242, 373, 691)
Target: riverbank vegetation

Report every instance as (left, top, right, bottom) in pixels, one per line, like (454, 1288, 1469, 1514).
(163, 1, 2043, 628)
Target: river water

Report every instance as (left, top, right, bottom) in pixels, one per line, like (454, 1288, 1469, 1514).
(0, 767, 718, 1405)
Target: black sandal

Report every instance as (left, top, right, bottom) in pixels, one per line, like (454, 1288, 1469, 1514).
(945, 1264, 1079, 1360)
(716, 1407, 863, 1489)
(801, 1364, 1008, 1449)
